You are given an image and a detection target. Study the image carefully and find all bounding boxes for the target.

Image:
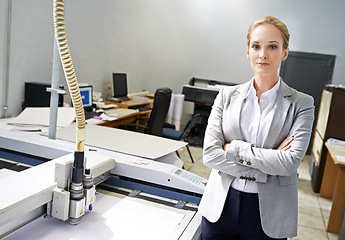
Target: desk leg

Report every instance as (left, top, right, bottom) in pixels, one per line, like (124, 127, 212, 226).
(327, 166, 345, 234)
(320, 151, 339, 199)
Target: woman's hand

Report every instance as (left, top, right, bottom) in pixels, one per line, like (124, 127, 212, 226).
(277, 135, 294, 151)
(223, 142, 230, 151)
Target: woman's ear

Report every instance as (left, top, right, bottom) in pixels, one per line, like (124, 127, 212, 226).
(282, 48, 289, 61)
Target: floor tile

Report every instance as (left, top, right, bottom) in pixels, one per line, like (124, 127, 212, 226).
(318, 196, 332, 223)
(328, 232, 339, 240)
(298, 180, 320, 205)
(293, 225, 329, 240)
(298, 210, 326, 231)
(188, 158, 212, 180)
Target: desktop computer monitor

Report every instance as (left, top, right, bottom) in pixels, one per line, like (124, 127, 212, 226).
(79, 85, 93, 110)
(24, 82, 64, 107)
(112, 73, 129, 101)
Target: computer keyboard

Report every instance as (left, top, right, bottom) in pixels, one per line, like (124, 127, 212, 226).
(118, 96, 130, 101)
(85, 111, 102, 119)
(107, 96, 130, 102)
(136, 106, 152, 112)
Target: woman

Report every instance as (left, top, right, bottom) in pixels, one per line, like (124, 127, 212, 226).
(198, 16, 315, 240)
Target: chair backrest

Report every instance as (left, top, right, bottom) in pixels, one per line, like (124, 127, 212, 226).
(183, 113, 201, 134)
(145, 88, 172, 136)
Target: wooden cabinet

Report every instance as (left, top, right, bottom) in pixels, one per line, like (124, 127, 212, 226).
(310, 86, 345, 193)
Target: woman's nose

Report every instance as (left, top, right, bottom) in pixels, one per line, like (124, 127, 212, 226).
(259, 50, 267, 59)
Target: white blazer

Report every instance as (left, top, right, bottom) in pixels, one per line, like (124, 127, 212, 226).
(198, 79, 314, 238)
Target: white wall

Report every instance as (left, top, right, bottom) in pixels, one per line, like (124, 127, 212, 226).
(1, 0, 345, 118)
(0, 1, 7, 117)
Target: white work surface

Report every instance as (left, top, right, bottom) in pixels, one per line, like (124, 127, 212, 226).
(7, 107, 75, 128)
(0, 169, 16, 179)
(6, 192, 193, 240)
(43, 124, 187, 160)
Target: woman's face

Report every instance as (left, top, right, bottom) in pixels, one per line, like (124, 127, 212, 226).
(247, 24, 289, 79)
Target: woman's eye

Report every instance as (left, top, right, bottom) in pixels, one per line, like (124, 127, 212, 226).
(269, 45, 278, 50)
(252, 45, 260, 50)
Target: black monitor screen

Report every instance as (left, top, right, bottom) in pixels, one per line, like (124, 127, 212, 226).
(112, 73, 128, 98)
(79, 85, 93, 108)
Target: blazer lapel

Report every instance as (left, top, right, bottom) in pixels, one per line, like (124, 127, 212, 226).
(263, 81, 292, 148)
(229, 81, 251, 140)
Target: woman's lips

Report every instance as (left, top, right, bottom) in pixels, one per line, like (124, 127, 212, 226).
(256, 62, 269, 66)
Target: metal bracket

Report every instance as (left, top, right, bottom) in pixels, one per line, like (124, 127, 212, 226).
(128, 190, 141, 197)
(174, 200, 187, 209)
(46, 87, 66, 95)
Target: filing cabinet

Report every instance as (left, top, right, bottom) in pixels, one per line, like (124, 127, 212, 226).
(310, 86, 345, 193)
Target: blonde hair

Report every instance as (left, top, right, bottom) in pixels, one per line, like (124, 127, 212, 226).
(247, 16, 290, 51)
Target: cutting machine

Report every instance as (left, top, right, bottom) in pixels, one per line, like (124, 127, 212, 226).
(0, 127, 206, 239)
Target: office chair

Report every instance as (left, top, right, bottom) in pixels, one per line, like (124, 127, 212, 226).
(162, 114, 200, 163)
(119, 88, 172, 136)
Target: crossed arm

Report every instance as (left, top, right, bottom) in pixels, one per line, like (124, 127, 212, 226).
(223, 135, 294, 152)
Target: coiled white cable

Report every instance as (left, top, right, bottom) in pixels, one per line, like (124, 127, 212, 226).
(53, 0, 85, 152)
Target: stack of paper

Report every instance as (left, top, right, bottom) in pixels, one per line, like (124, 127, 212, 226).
(7, 107, 75, 131)
(327, 138, 345, 146)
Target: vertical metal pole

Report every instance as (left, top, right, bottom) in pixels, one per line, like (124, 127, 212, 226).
(3, 0, 12, 118)
(48, 39, 61, 139)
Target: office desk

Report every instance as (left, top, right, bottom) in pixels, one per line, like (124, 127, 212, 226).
(97, 108, 151, 128)
(97, 97, 153, 128)
(105, 97, 154, 109)
(319, 143, 345, 233)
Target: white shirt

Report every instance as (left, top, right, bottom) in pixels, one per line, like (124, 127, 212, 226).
(231, 78, 280, 193)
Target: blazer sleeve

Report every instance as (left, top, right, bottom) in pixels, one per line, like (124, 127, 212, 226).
(226, 94, 315, 176)
(203, 88, 268, 183)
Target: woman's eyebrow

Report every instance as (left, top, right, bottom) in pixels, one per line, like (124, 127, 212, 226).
(251, 40, 280, 44)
